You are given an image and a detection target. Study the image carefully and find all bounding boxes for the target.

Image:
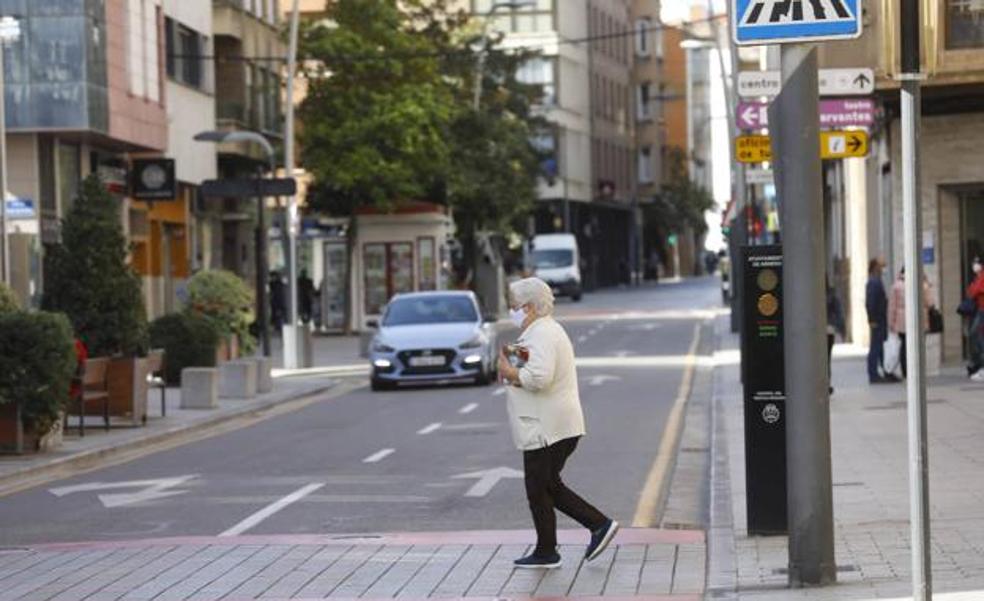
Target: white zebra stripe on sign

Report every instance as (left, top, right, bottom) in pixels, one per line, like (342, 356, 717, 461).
(740, 0, 854, 26)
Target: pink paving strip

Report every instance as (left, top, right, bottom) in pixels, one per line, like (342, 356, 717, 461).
(29, 527, 704, 552)
(225, 594, 701, 601)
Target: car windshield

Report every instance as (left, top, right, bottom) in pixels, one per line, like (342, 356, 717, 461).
(383, 296, 478, 326)
(532, 249, 574, 269)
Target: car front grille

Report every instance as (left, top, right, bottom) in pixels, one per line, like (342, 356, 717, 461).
(397, 349, 457, 375)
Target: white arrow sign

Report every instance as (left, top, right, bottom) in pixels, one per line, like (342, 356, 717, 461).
(738, 67, 874, 98)
(452, 467, 524, 497)
(49, 475, 198, 508)
(586, 374, 622, 386)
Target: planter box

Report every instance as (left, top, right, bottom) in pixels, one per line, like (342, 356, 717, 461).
(106, 357, 149, 426)
(0, 404, 63, 453)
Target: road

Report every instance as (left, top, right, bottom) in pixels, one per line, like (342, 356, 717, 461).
(0, 278, 720, 546)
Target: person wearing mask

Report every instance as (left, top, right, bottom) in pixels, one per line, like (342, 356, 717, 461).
(497, 277, 618, 569)
(887, 267, 935, 378)
(865, 258, 895, 383)
(966, 257, 984, 381)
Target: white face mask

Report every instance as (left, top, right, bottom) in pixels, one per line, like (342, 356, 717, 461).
(509, 307, 528, 328)
(974, 262, 982, 274)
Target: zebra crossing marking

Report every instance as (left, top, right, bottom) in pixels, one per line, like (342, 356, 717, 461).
(733, 0, 862, 46)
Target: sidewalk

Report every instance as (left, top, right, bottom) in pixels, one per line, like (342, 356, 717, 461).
(0, 373, 339, 497)
(707, 315, 984, 600)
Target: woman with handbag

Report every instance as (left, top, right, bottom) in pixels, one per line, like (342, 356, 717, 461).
(965, 258, 984, 380)
(888, 267, 934, 378)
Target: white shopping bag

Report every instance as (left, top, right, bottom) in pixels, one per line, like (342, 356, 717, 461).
(884, 332, 902, 375)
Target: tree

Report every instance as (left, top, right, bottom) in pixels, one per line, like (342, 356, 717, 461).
(42, 174, 149, 357)
(643, 147, 716, 254)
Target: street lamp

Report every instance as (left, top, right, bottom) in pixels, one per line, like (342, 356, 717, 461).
(194, 129, 276, 357)
(282, 0, 303, 370)
(473, 0, 535, 111)
(0, 16, 21, 286)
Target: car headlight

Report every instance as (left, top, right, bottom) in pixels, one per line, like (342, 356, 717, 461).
(459, 334, 485, 349)
(372, 341, 395, 353)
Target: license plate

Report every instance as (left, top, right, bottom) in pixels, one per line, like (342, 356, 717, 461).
(409, 355, 445, 367)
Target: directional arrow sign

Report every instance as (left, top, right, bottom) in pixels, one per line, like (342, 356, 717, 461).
(49, 475, 198, 508)
(738, 68, 874, 98)
(737, 131, 869, 163)
(586, 374, 622, 386)
(452, 467, 523, 497)
(737, 98, 875, 130)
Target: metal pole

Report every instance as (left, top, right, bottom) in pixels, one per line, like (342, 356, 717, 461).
(900, 0, 931, 597)
(282, 0, 301, 368)
(472, 12, 492, 111)
(0, 40, 8, 285)
(770, 44, 835, 587)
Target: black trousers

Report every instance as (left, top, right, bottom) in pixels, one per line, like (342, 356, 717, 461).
(523, 437, 608, 556)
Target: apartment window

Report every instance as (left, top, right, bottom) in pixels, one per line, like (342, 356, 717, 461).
(947, 0, 984, 49)
(637, 83, 652, 120)
(638, 146, 654, 184)
(473, 0, 554, 34)
(654, 26, 664, 60)
(517, 57, 556, 105)
(165, 18, 207, 89)
(636, 18, 651, 56)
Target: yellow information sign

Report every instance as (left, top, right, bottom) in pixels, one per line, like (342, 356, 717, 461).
(736, 131, 869, 164)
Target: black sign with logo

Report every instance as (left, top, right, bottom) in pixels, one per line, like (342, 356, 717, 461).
(741, 245, 787, 535)
(130, 158, 176, 201)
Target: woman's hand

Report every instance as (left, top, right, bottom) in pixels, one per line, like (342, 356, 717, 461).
(498, 347, 519, 386)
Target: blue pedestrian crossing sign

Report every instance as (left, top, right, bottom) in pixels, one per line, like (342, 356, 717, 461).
(733, 0, 863, 46)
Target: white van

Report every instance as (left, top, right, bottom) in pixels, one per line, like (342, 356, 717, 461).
(529, 233, 583, 301)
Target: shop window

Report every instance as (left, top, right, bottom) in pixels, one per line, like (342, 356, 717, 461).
(364, 242, 415, 315)
(947, 0, 984, 49)
(418, 237, 436, 291)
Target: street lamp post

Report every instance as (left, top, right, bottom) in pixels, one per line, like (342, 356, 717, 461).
(472, 0, 535, 111)
(194, 130, 276, 357)
(282, 0, 303, 369)
(0, 16, 21, 286)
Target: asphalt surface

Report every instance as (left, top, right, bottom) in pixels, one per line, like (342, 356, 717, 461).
(0, 277, 721, 546)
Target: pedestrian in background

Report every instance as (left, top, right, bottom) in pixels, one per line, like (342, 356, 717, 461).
(888, 267, 934, 378)
(865, 258, 895, 383)
(497, 277, 618, 569)
(826, 279, 845, 394)
(269, 271, 286, 331)
(298, 269, 315, 324)
(965, 257, 984, 381)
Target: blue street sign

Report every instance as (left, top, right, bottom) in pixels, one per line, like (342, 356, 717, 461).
(5, 198, 34, 219)
(733, 0, 863, 46)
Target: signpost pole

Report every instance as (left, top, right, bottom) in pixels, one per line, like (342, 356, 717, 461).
(0, 39, 8, 285)
(769, 43, 836, 587)
(900, 0, 931, 598)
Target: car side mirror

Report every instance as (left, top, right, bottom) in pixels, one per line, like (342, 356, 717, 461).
(365, 319, 379, 329)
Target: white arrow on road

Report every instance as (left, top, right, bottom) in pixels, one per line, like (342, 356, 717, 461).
(452, 467, 524, 497)
(49, 475, 198, 508)
(586, 374, 622, 386)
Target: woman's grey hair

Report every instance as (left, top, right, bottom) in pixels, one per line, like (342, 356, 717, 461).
(510, 277, 555, 316)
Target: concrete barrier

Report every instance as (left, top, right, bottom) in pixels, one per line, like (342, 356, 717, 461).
(219, 360, 258, 399)
(254, 356, 273, 394)
(181, 368, 218, 409)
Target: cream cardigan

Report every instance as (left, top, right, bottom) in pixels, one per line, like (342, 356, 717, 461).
(505, 316, 586, 450)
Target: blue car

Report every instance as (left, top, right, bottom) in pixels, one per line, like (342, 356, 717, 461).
(368, 291, 500, 391)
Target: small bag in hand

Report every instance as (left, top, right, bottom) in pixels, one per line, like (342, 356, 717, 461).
(884, 333, 902, 376)
(929, 306, 944, 334)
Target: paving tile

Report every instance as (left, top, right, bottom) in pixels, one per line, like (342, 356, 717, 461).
(429, 545, 496, 598)
(395, 545, 460, 598)
(266, 545, 362, 599)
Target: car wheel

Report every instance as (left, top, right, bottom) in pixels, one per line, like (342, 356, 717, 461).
(371, 378, 394, 392)
(475, 366, 491, 386)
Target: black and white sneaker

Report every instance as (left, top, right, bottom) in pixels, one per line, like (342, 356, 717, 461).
(585, 519, 619, 561)
(513, 552, 562, 569)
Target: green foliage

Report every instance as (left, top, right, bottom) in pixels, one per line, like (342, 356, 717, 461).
(186, 270, 256, 354)
(0, 283, 19, 313)
(644, 147, 717, 243)
(42, 174, 149, 357)
(300, 0, 455, 212)
(0, 310, 76, 434)
(149, 313, 221, 385)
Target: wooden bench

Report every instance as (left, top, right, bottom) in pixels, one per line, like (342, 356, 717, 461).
(145, 349, 166, 419)
(74, 357, 110, 437)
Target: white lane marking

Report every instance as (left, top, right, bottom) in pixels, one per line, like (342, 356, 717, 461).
(363, 448, 395, 463)
(219, 483, 325, 537)
(492, 388, 506, 396)
(452, 467, 524, 497)
(417, 422, 442, 435)
(49, 475, 198, 508)
(586, 374, 622, 386)
(577, 335, 588, 343)
(459, 402, 479, 415)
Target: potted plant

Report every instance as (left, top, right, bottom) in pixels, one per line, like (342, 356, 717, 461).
(149, 312, 222, 385)
(42, 174, 150, 426)
(0, 298, 77, 453)
(185, 270, 256, 362)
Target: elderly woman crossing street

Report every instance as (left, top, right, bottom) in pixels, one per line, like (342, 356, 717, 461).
(497, 277, 618, 569)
